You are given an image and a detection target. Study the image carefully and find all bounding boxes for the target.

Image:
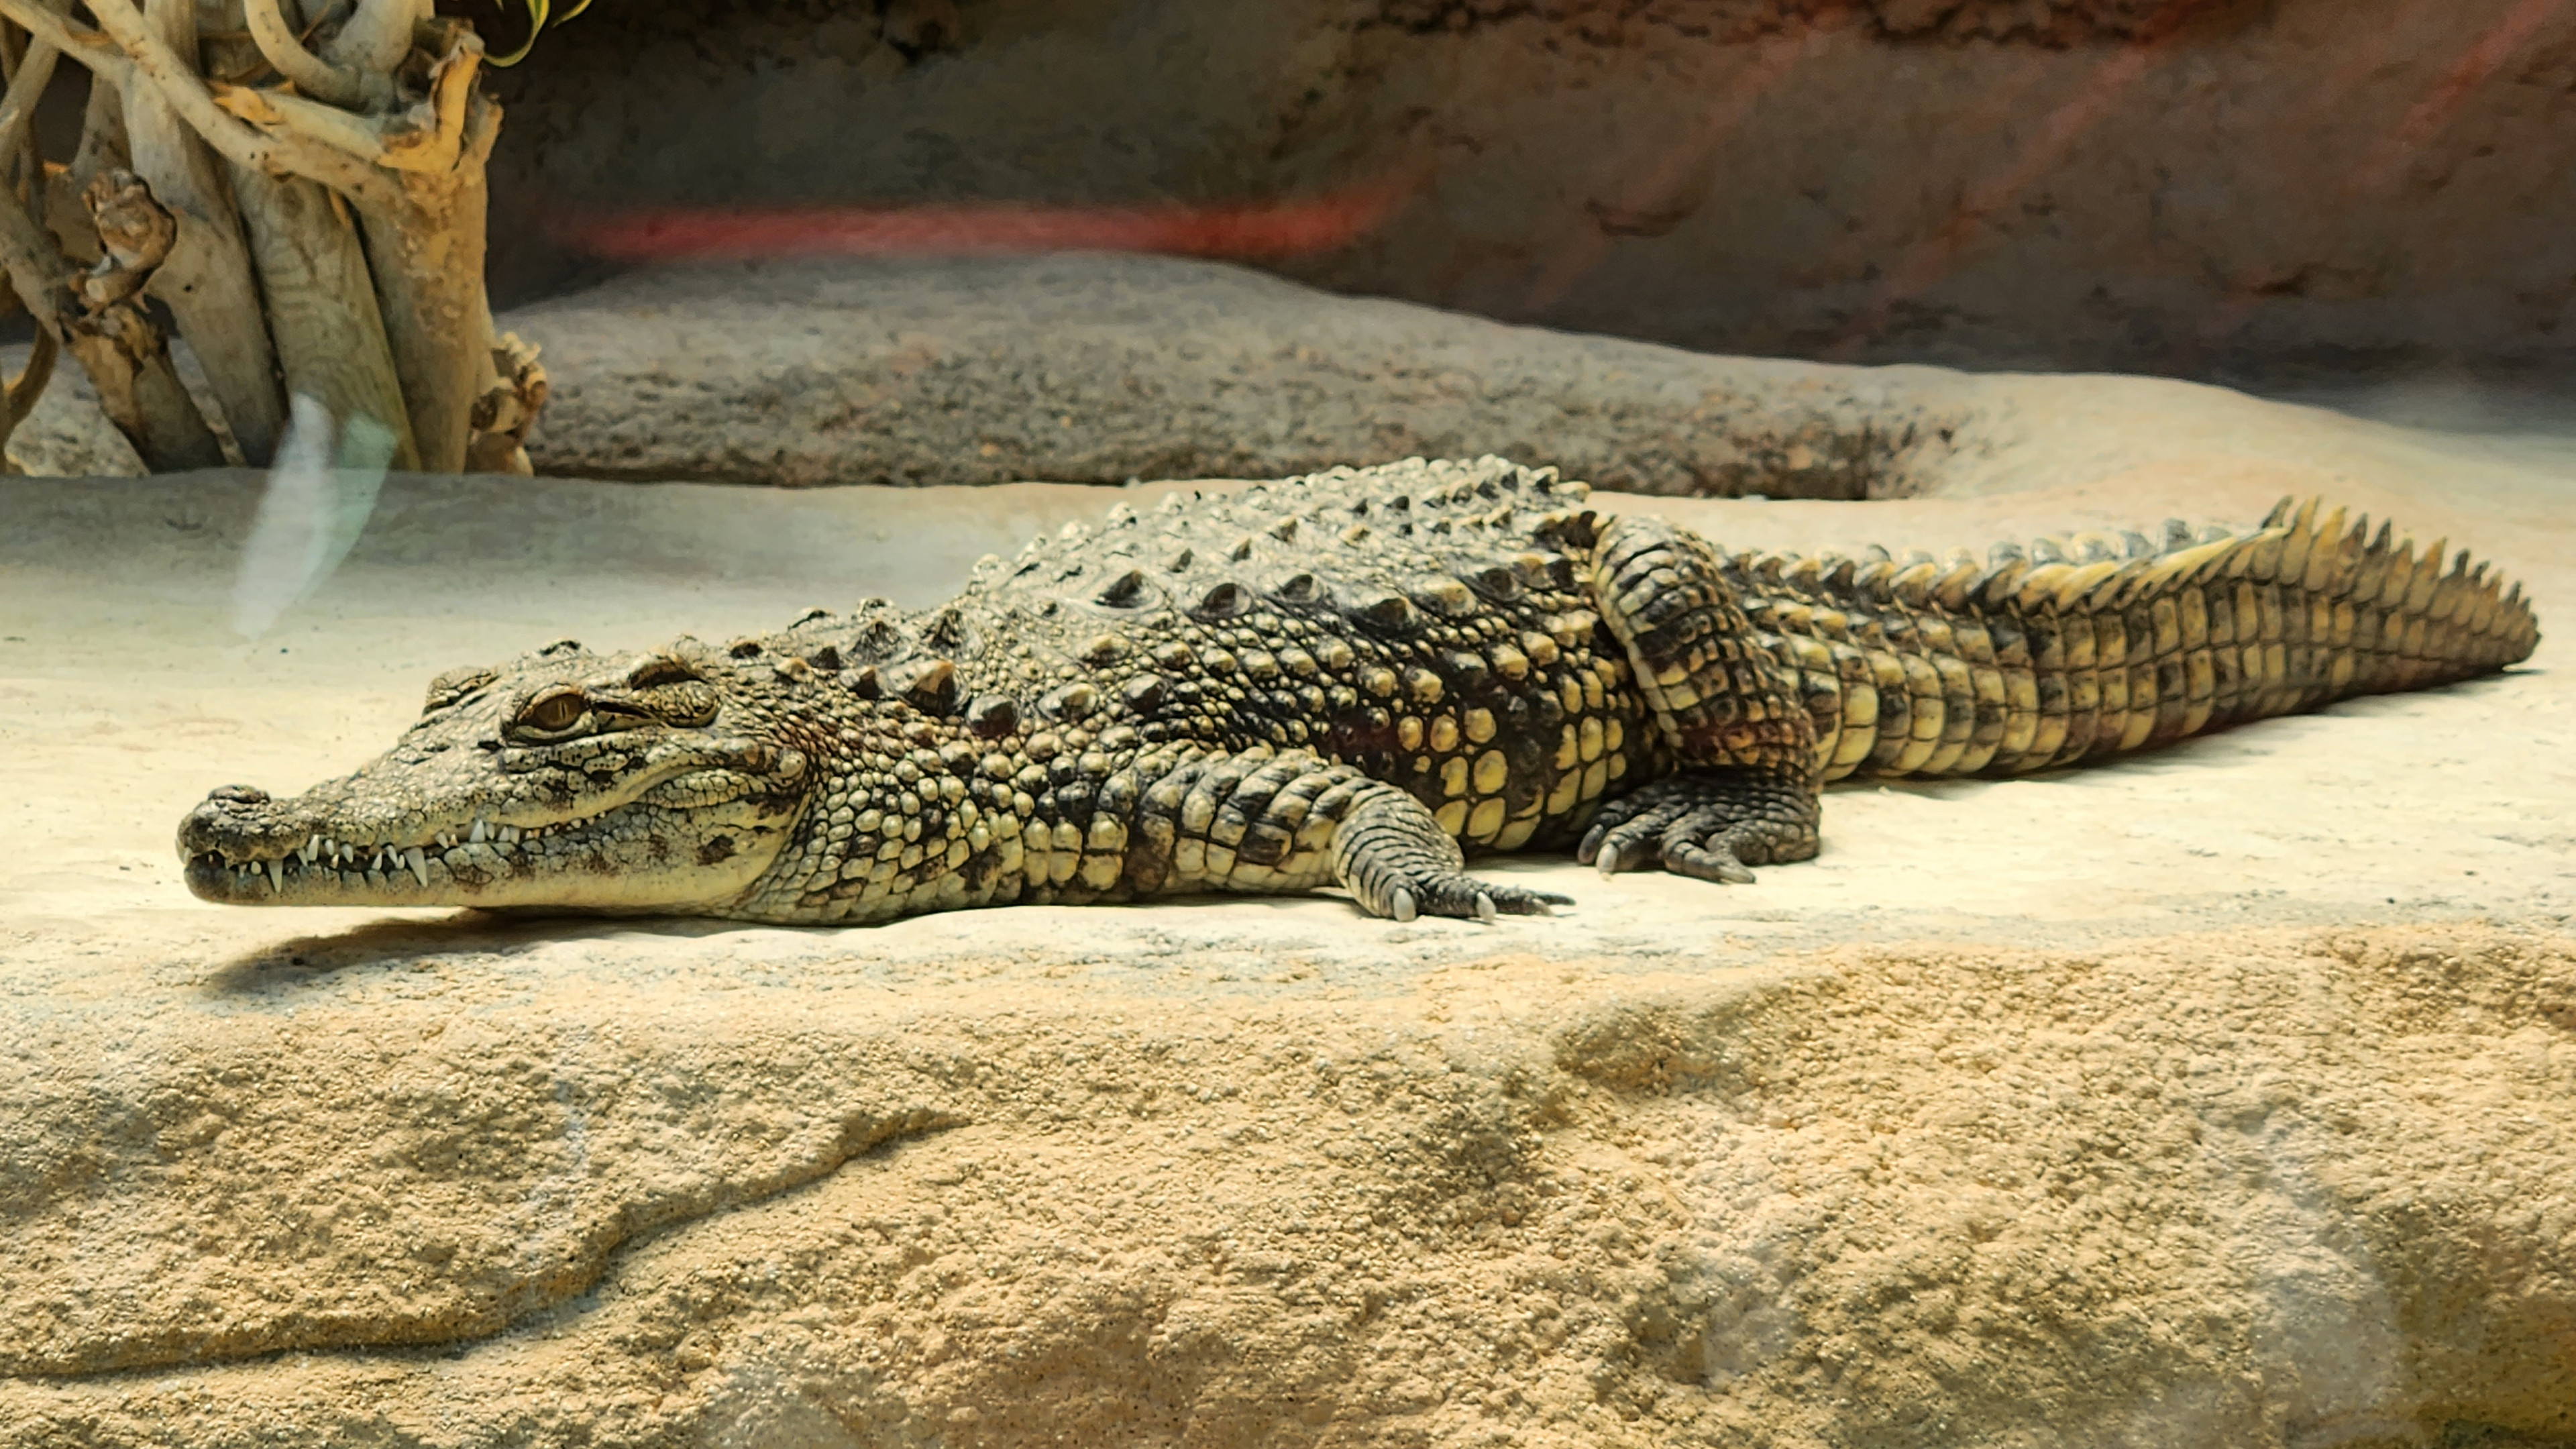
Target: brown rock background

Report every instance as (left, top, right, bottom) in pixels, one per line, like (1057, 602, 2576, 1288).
(481, 0, 2576, 380)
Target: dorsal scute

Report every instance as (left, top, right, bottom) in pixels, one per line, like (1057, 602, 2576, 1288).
(922, 455, 1597, 688)
(976, 456, 1578, 591)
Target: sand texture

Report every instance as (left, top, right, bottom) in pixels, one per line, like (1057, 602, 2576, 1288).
(2, 301, 2573, 1444)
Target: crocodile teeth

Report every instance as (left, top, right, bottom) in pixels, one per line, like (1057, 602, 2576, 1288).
(497, 824, 520, 845)
(405, 847, 429, 888)
(469, 817, 488, 845)
(436, 831, 457, 849)
(265, 859, 283, 894)
(302, 835, 322, 864)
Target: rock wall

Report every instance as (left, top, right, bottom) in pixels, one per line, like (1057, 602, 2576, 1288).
(481, 0, 2576, 379)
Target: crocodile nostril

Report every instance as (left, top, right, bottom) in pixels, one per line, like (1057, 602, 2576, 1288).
(207, 784, 270, 806)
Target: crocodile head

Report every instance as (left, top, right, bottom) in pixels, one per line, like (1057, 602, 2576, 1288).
(177, 638, 818, 915)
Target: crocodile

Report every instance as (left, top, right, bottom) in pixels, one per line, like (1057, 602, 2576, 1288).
(179, 455, 2540, 924)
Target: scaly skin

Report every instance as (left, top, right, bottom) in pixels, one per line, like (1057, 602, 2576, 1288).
(1733, 494, 2540, 780)
(178, 458, 2540, 924)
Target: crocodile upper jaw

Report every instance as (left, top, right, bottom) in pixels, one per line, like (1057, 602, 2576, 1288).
(179, 770, 806, 914)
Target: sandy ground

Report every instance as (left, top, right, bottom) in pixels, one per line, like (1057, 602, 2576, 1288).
(1, 372, 2573, 1445)
(5, 421, 2568, 969)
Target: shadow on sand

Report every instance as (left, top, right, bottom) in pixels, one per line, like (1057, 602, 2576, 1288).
(196, 908, 773, 996)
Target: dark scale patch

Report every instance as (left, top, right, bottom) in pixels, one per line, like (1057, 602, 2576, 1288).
(698, 835, 737, 866)
(1326, 707, 1399, 763)
(1499, 700, 1550, 810)
(958, 844, 1006, 892)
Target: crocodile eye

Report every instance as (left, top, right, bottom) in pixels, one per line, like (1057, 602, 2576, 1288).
(519, 688, 587, 733)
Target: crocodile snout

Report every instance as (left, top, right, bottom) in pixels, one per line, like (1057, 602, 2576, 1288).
(178, 788, 303, 902)
(181, 786, 283, 851)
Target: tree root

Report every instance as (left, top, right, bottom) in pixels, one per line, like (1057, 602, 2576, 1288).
(0, 0, 537, 474)
(466, 331, 545, 474)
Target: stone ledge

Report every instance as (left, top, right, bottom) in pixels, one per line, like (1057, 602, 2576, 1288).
(5, 926, 2574, 1445)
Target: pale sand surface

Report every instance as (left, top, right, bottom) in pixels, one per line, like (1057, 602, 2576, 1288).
(5, 415, 2568, 971)
(2, 376, 2573, 1444)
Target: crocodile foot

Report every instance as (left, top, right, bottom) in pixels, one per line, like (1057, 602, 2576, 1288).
(1577, 769, 1821, 885)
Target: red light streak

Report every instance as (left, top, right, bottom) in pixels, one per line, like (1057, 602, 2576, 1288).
(559, 185, 1415, 264)
(1823, 0, 2206, 360)
(2351, 0, 2567, 194)
(2181, 0, 2569, 372)
(1519, 5, 1857, 315)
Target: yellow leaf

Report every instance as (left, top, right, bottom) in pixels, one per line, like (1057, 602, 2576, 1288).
(489, 0, 549, 66)
(211, 85, 286, 126)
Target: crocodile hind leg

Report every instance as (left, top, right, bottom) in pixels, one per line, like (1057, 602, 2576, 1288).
(1579, 770, 1821, 882)
(1580, 515, 1825, 883)
(1127, 747, 1571, 922)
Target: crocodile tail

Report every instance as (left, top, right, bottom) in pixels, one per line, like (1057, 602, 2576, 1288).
(1731, 497, 2539, 782)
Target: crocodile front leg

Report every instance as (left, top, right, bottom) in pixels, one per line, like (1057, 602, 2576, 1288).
(1115, 747, 1570, 922)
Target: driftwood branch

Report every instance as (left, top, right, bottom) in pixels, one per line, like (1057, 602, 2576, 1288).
(233, 162, 419, 468)
(465, 330, 543, 473)
(5, 323, 58, 451)
(0, 0, 539, 474)
(11, 317, 55, 411)
(211, 78, 388, 162)
(0, 34, 55, 166)
(354, 29, 494, 471)
(76, 168, 169, 305)
(0, 3, 130, 88)
(0, 55, 55, 476)
(240, 0, 380, 109)
(0, 174, 219, 470)
(115, 0, 284, 463)
(51, 70, 129, 262)
(44, 0, 398, 207)
(317, 0, 419, 76)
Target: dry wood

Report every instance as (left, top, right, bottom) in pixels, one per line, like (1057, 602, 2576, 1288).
(111, 0, 282, 464)
(241, 0, 380, 109)
(0, 0, 539, 475)
(354, 32, 494, 474)
(232, 164, 419, 468)
(0, 172, 219, 470)
(465, 330, 544, 474)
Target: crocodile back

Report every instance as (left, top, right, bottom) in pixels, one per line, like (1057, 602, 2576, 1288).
(938, 456, 1667, 849)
